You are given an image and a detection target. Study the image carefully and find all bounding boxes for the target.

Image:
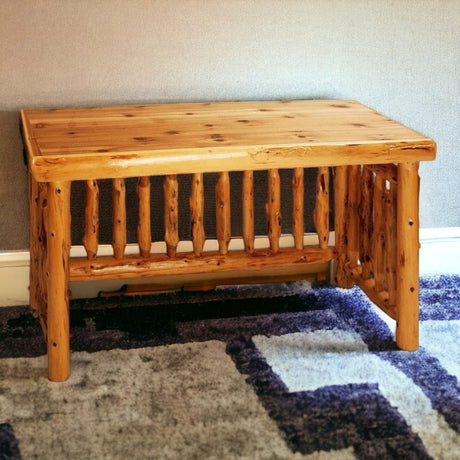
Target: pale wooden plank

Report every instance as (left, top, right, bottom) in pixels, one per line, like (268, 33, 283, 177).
(21, 101, 436, 182)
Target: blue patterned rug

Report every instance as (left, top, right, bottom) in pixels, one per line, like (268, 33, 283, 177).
(1, 275, 459, 459)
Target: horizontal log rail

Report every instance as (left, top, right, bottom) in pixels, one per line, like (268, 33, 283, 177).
(69, 246, 337, 281)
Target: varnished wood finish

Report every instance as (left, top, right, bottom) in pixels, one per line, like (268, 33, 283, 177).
(216, 172, 231, 255)
(334, 166, 353, 288)
(69, 246, 337, 281)
(351, 266, 395, 320)
(112, 178, 127, 259)
(190, 173, 205, 256)
(372, 175, 386, 292)
(395, 162, 420, 351)
(346, 165, 360, 268)
(367, 164, 398, 183)
(83, 179, 99, 260)
(29, 176, 48, 333)
(164, 175, 179, 257)
(242, 170, 255, 254)
(21, 100, 435, 183)
(359, 167, 374, 280)
(385, 182, 397, 305)
(266, 169, 281, 253)
(292, 167, 304, 250)
(313, 167, 329, 249)
(21, 99, 436, 380)
(137, 176, 151, 258)
(46, 181, 71, 382)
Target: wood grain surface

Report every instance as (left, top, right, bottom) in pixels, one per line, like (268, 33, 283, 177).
(21, 100, 436, 182)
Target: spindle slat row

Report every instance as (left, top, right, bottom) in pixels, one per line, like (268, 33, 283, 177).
(81, 168, 334, 266)
(335, 164, 400, 314)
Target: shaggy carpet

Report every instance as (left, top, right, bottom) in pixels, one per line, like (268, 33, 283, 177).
(0, 275, 459, 459)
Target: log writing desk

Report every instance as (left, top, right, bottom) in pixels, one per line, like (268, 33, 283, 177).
(21, 100, 436, 381)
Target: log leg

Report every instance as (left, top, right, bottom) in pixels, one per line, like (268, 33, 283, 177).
(395, 162, 420, 351)
(29, 176, 48, 333)
(46, 181, 71, 381)
(334, 166, 353, 288)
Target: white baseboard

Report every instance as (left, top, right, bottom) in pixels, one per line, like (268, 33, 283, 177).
(1, 228, 458, 307)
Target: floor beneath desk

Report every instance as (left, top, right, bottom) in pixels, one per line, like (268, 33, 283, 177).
(1, 275, 459, 459)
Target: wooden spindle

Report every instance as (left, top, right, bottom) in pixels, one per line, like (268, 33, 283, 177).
(242, 170, 254, 254)
(395, 162, 420, 351)
(359, 167, 374, 280)
(112, 178, 126, 259)
(334, 166, 353, 287)
(346, 165, 360, 268)
(313, 166, 329, 249)
(385, 181, 397, 305)
(372, 175, 386, 292)
(266, 169, 281, 253)
(137, 176, 151, 258)
(190, 173, 205, 256)
(216, 172, 231, 255)
(292, 167, 304, 250)
(164, 174, 179, 258)
(83, 179, 99, 260)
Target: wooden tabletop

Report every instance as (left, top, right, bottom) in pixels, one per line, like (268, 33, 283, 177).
(21, 100, 436, 182)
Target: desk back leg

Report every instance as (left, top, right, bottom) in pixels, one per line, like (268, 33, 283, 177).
(29, 176, 48, 333)
(395, 162, 420, 351)
(46, 181, 71, 381)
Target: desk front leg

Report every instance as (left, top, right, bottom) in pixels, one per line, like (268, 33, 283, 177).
(396, 162, 420, 351)
(46, 181, 71, 381)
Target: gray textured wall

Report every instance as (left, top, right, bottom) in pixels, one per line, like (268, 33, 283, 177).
(1, 0, 458, 250)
